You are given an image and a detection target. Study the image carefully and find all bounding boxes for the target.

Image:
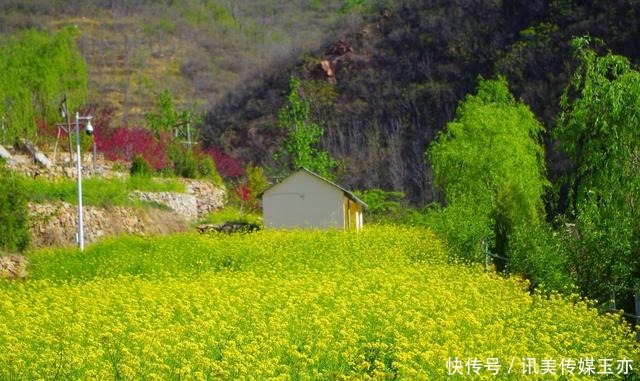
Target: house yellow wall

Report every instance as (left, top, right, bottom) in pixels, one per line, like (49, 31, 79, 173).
(343, 196, 363, 231)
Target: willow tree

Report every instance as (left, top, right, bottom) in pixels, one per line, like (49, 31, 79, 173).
(555, 37, 640, 303)
(0, 27, 87, 144)
(428, 77, 551, 275)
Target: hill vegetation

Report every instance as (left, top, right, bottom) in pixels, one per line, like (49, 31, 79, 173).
(2, 1, 638, 202)
(202, 0, 640, 204)
(0, 27, 86, 144)
(0, 0, 361, 124)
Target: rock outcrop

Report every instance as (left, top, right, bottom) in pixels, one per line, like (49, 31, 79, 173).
(0, 255, 28, 280)
(21, 139, 53, 168)
(0, 144, 16, 165)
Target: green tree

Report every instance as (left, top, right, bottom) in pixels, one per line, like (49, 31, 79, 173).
(245, 163, 270, 212)
(0, 169, 30, 252)
(428, 77, 550, 269)
(0, 27, 87, 144)
(555, 36, 640, 303)
(146, 89, 207, 179)
(146, 89, 202, 141)
(146, 89, 180, 135)
(276, 76, 337, 179)
(197, 153, 223, 185)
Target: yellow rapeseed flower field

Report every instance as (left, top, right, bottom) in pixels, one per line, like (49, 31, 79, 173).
(0, 226, 637, 380)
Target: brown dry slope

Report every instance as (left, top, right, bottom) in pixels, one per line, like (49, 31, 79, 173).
(3, 1, 358, 126)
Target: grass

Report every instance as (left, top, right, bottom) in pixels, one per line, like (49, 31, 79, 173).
(198, 205, 262, 226)
(1, 226, 638, 380)
(20, 175, 185, 207)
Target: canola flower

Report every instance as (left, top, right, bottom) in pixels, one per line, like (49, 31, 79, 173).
(0, 226, 637, 380)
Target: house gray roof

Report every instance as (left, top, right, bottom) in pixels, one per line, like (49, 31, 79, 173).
(261, 168, 367, 208)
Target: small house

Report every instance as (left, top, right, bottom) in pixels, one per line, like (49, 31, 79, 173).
(261, 168, 366, 230)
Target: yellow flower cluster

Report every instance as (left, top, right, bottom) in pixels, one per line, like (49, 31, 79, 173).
(0, 226, 637, 380)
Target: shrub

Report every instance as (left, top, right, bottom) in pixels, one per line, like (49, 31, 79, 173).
(244, 164, 269, 211)
(226, 164, 270, 212)
(0, 169, 30, 252)
(422, 200, 492, 263)
(507, 222, 574, 293)
(96, 126, 170, 171)
(130, 154, 153, 177)
(353, 188, 405, 223)
(197, 153, 223, 185)
(200, 205, 262, 226)
(171, 148, 198, 178)
(204, 146, 245, 178)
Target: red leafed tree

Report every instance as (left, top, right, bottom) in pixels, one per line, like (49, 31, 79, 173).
(235, 185, 251, 202)
(95, 126, 170, 171)
(204, 146, 245, 178)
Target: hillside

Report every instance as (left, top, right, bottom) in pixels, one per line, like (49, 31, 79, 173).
(201, 0, 640, 204)
(0, 0, 357, 124)
(2, 1, 639, 204)
(2, 227, 637, 379)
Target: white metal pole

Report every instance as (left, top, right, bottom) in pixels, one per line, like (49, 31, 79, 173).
(75, 112, 84, 251)
(186, 121, 191, 150)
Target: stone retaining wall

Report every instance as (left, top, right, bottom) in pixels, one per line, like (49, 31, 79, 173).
(182, 179, 226, 217)
(130, 191, 199, 221)
(30, 202, 189, 248)
(7, 151, 122, 180)
(130, 180, 225, 221)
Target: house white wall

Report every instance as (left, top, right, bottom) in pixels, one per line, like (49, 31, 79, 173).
(263, 171, 345, 229)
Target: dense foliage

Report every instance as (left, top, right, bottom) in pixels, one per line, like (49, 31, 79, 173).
(428, 78, 547, 261)
(0, 169, 30, 252)
(92, 93, 223, 183)
(0, 27, 87, 144)
(0, 227, 635, 379)
(240, 163, 270, 212)
(196, 153, 223, 185)
(96, 125, 171, 171)
(129, 154, 152, 177)
(202, 1, 640, 204)
(275, 76, 337, 179)
(556, 37, 640, 304)
(203, 147, 245, 178)
(353, 188, 406, 223)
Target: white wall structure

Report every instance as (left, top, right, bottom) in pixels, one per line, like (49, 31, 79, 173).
(262, 169, 366, 230)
